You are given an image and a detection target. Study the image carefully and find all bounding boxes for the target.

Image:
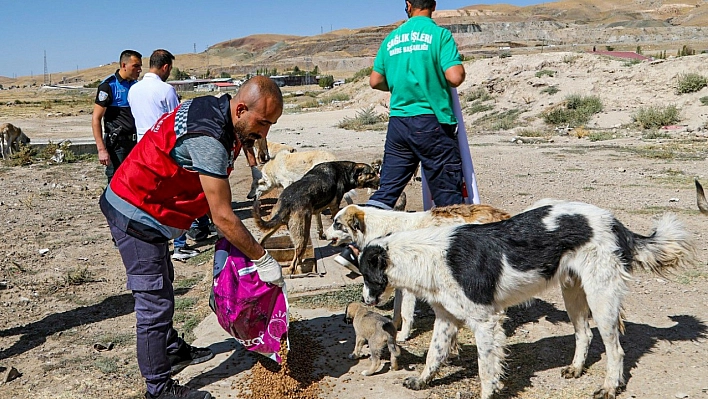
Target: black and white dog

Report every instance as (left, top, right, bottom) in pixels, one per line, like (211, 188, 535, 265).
(358, 199, 696, 399)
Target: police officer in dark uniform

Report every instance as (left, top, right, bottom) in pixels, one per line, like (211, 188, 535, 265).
(92, 49, 142, 182)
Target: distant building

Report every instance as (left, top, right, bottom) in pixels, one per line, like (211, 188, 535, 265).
(168, 77, 239, 92)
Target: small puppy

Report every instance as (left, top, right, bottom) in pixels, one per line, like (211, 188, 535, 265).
(344, 301, 400, 376)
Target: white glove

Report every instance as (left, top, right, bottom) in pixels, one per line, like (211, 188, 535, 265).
(253, 251, 284, 287)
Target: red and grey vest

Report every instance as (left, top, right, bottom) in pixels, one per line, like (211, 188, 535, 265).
(109, 94, 241, 229)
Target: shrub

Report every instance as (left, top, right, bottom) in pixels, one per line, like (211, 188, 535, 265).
(543, 95, 603, 126)
(337, 106, 388, 130)
(675, 73, 707, 94)
(345, 67, 373, 83)
(541, 86, 559, 95)
(321, 93, 350, 103)
(623, 59, 641, 67)
(678, 45, 695, 57)
(465, 88, 492, 102)
(642, 129, 671, 139)
(6, 144, 34, 166)
(301, 99, 320, 109)
(535, 70, 555, 78)
(318, 75, 334, 88)
(474, 109, 522, 131)
(566, 94, 603, 113)
(499, 51, 511, 59)
(588, 131, 615, 141)
(632, 105, 680, 129)
(700, 96, 708, 106)
(517, 128, 549, 137)
(562, 55, 579, 64)
(466, 101, 494, 114)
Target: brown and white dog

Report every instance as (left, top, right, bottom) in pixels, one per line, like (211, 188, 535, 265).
(358, 199, 696, 399)
(253, 161, 380, 274)
(247, 149, 338, 200)
(344, 301, 401, 376)
(0, 123, 30, 160)
(325, 203, 511, 341)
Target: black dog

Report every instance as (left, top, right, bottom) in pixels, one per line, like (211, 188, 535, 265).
(253, 161, 380, 274)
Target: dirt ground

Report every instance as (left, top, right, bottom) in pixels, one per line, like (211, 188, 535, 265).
(1, 54, 708, 399)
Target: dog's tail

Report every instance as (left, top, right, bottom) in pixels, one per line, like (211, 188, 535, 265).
(695, 179, 708, 215)
(383, 321, 401, 357)
(626, 213, 697, 277)
(252, 198, 288, 243)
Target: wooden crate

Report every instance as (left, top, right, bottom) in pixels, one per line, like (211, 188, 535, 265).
(262, 234, 316, 274)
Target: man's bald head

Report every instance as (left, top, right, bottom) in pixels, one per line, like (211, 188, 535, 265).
(235, 75, 284, 111)
(230, 76, 284, 152)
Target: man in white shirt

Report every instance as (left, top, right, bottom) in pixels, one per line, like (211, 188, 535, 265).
(129, 49, 206, 261)
(128, 49, 180, 142)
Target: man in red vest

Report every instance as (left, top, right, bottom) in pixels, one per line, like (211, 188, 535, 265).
(100, 76, 284, 399)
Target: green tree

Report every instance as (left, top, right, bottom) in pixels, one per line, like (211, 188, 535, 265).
(219, 72, 231, 78)
(171, 67, 190, 80)
(318, 75, 334, 88)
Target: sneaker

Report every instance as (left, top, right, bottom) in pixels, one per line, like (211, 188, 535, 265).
(171, 247, 200, 261)
(335, 245, 360, 274)
(185, 226, 211, 242)
(146, 379, 211, 399)
(168, 343, 215, 375)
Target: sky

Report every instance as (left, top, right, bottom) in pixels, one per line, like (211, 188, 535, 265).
(0, 0, 544, 78)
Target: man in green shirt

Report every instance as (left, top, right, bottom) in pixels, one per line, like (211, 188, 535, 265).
(365, 0, 466, 210)
(335, 0, 466, 270)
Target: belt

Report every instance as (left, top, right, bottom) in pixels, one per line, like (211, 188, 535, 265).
(114, 134, 137, 142)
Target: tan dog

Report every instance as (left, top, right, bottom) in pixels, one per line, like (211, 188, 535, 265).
(344, 302, 400, 376)
(0, 123, 29, 160)
(247, 149, 337, 199)
(254, 137, 296, 164)
(326, 203, 511, 341)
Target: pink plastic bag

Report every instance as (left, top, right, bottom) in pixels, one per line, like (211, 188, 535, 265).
(210, 238, 289, 363)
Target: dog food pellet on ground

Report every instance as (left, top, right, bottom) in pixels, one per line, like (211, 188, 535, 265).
(238, 321, 323, 399)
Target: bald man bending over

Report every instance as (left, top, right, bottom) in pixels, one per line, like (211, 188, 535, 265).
(99, 76, 284, 399)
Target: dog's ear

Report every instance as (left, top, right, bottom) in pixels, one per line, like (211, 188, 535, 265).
(351, 209, 366, 234)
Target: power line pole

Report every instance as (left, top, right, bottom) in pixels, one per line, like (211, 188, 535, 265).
(43, 50, 49, 85)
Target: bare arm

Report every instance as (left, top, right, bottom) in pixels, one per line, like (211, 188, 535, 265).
(91, 104, 110, 165)
(369, 70, 389, 92)
(200, 174, 265, 260)
(444, 64, 466, 88)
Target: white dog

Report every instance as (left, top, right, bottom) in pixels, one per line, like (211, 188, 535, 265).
(247, 149, 337, 199)
(0, 123, 30, 159)
(358, 199, 696, 399)
(325, 203, 510, 341)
